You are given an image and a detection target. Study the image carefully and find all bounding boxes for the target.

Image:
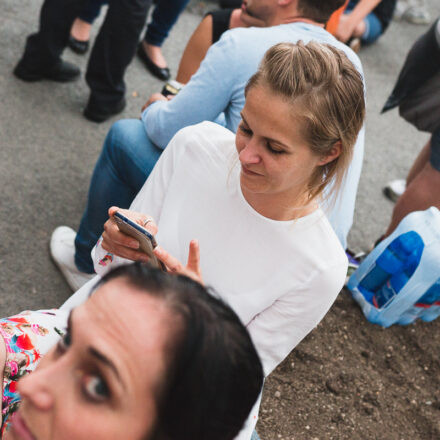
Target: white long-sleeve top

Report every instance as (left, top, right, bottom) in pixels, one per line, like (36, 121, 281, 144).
(90, 122, 347, 438)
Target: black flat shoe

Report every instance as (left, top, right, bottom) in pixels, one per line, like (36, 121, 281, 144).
(83, 97, 126, 123)
(136, 44, 170, 81)
(68, 35, 89, 55)
(13, 59, 80, 82)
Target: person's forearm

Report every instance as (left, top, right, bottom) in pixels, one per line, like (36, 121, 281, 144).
(143, 35, 236, 148)
(176, 15, 213, 84)
(348, 0, 381, 25)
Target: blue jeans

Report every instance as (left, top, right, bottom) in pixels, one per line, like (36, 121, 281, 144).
(345, 1, 383, 45)
(78, 0, 190, 46)
(74, 119, 163, 273)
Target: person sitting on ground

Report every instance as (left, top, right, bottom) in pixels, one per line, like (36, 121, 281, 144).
(50, 0, 366, 290)
(335, 0, 397, 50)
(68, 0, 191, 81)
(63, 41, 366, 440)
(0, 263, 263, 439)
(381, 17, 440, 238)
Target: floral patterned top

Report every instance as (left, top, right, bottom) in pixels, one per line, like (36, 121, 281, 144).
(0, 309, 68, 437)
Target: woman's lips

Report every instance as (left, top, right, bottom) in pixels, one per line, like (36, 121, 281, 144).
(10, 412, 37, 440)
(241, 165, 261, 176)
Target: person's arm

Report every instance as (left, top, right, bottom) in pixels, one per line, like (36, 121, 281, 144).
(246, 261, 347, 377)
(175, 14, 214, 84)
(141, 32, 239, 149)
(92, 127, 189, 275)
(336, 0, 381, 42)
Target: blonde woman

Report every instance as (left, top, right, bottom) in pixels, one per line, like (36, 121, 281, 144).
(66, 41, 366, 440)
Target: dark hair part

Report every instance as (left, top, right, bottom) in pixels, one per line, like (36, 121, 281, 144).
(297, 0, 347, 24)
(245, 41, 365, 204)
(98, 263, 264, 440)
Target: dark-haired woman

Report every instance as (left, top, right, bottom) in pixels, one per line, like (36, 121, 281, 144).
(1, 264, 263, 439)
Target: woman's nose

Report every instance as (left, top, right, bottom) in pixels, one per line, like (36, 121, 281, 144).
(239, 138, 261, 164)
(17, 355, 62, 411)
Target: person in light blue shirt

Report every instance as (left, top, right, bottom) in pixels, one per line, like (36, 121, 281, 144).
(50, 0, 364, 289)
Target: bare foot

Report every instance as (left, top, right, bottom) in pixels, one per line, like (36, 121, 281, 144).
(70, 18, 92, 42)
(142, 41, 168, 68)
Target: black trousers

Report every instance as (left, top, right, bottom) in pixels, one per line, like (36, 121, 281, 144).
(19, 0, 152, 107)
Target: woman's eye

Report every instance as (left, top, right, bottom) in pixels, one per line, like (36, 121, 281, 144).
(83, 375, 110, 402)
(56, 331, 72, 353)
(266, 142, 284, 155)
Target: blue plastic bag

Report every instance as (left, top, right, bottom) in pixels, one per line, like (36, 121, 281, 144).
(347, 207, 440, 327)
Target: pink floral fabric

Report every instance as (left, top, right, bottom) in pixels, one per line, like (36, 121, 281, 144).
(0, 309, 67, 436)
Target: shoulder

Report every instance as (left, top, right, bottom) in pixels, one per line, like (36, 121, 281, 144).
(330, 39, 363, 75)
(173, 121, 234, 144)
(170, 122, 236, 160)
(221, 24, 363, 75)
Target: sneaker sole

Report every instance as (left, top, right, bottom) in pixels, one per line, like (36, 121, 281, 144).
(49, 249, 84, 292)
(49, 232, 93, 291)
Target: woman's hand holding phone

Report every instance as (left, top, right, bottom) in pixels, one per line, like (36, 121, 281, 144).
(102, 206, 203, 284)
(101, 207, 158, 263)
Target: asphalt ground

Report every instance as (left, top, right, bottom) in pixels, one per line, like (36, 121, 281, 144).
(0, 0, 439, 435)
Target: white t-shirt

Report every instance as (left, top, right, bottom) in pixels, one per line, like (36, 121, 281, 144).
(94, 121, 347, 370)
(73, 122, 347, 439)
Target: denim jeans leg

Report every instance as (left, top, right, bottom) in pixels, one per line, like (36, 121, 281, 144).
(74, 119, 163, 273)
(144, 0, 190, 46)
(360, 12, 383, 44)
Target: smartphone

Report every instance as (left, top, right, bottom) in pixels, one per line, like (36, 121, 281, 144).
(113, 211, 166, 271)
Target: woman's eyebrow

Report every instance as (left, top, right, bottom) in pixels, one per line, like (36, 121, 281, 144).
(88, 346, 125, 386)
(70, 309, 125, 387)
(240, 112, 289, 149)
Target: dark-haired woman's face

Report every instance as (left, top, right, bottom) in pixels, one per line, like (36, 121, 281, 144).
(7, 279, 173, 440)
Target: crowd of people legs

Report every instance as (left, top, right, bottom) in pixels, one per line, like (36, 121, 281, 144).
(2, 0, 439, 438)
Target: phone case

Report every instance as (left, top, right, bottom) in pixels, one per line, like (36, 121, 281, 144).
(114, 213, 165, 271)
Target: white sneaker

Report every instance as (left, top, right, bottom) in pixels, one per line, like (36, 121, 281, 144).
(50, 226, 95, 291)
(395, 0, 431, 25)
(383, 179, 406, 202)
